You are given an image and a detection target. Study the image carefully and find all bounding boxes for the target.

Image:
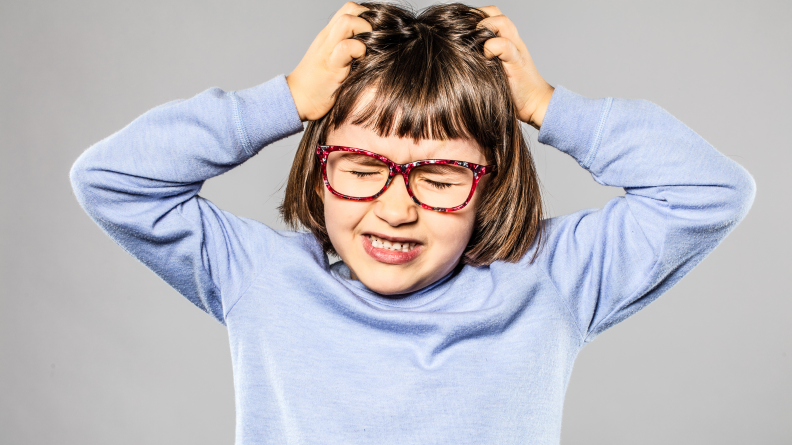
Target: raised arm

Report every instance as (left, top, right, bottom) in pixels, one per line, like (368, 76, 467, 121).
(70, 77, 303, 323)
(480, 6, 755, 342)
(70, 2, 372, 324)
(536, 87, 755, 342)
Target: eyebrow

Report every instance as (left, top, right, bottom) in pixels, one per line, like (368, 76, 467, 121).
(414, 163, 467, 175)
(337, 152, 387, 167)
(334, 148, 477, 169)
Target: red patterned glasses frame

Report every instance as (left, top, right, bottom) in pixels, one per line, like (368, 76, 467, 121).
(315, 145, 496, 212)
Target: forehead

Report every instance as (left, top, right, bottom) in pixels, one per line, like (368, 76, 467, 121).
(324, 123, 487, 165)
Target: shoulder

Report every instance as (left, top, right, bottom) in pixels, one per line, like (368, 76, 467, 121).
(239, 218, 328, 271)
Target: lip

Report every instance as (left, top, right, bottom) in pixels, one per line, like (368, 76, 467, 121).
(362, 234, 423, 265)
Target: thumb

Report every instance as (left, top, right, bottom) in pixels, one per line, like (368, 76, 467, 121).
(483, 37, 523, 67)
(328, 39, 367, 70)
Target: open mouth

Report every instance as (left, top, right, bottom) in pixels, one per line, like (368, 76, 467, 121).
(367, 234, 417, 252)
(362, 234, 423, 265)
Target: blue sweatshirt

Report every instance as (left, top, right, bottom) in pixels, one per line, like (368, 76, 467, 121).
(70, 75, 755, 445)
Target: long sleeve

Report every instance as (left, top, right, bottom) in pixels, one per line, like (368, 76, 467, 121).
(535, 86, 755, 342)
(69, 75, 304, 325)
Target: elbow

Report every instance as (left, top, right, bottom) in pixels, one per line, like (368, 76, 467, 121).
(69, 148, 104, 218)
(70, 150, 95, 206)
(69, 152, 89, 207)
(734, 165, 756, 219)
(722, 163, 756, 229)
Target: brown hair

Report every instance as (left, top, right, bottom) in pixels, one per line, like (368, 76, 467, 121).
(280, 2, 544, 266)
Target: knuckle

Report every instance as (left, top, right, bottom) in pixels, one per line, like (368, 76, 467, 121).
(483, 38, 504, 54)
(338, 39, 363, 56)
(341, 13, 364, 28)
(491, 38, 507, 50)
(478, 17, 497, 31)
(491, 14, 508, 25)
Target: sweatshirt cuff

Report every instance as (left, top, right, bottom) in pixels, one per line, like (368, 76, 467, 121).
(537, 86, 613, 170)
(232, 75, 304, 156)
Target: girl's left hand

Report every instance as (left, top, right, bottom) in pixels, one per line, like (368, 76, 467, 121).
(477, 6, 554, 129)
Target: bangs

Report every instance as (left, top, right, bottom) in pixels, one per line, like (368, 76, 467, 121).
(328, 64, 483, 143)
(322, 4, 513, 152)
(281, 2, 545, 267)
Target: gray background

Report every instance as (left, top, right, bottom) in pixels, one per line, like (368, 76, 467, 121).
(1, 0, 789, 443)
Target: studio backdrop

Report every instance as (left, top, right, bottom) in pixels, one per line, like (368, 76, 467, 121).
(1, 0, 789, 444)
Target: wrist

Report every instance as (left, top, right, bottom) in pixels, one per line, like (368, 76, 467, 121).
(233, 75, 304, 153)
(285, 74, 307, 121)
(528, 85, 555, 130)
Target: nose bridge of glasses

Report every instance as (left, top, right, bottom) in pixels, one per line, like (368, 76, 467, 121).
(386, 163, 412, 192)
(375, 168, 421, 219)
(383, 167, 412, 195)
(392, 163, 411, 180)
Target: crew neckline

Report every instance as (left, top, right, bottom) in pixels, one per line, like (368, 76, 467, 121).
(329, 261, 459, 310)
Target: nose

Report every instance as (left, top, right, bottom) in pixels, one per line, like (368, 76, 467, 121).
(373, 174, 418, 227)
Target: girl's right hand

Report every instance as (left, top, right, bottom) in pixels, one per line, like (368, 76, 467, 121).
(286, 2, 372, 121)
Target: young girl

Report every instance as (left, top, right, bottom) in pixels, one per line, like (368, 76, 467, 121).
(70, 2, 755, 444)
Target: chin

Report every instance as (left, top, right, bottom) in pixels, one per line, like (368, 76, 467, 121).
(349, 251, 460, 296)
(358, 272, 422, 296)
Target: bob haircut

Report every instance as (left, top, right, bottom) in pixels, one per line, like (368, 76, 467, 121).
(281, 2, 544, 267)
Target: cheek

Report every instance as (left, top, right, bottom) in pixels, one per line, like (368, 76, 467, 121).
(426, 187, 484, 260)
(422, 207, 476, 258)
(324, 192, 368, 245)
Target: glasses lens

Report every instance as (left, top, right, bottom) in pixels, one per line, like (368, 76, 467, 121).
(326, 151, 389, 198)
(409, 163, 474, 209)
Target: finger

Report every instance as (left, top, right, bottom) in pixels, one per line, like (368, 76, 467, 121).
(478, 14, 521, 44)
(327, 14, 373, 46)
(327, 2, 369, 28)
(474, 5, 502, 17)
(315, 2, 368, 45)
(483, 36, 522, 64)
(328, 39, 367, 69)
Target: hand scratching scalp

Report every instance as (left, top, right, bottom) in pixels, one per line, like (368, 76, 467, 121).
(281, 2, 545, 266)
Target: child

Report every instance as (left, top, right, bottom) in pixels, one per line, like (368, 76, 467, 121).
(70, 2, 755, 444)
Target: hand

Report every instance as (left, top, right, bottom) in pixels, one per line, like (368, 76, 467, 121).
(286, 2, 372, 121)
(477, 6, 554, 129)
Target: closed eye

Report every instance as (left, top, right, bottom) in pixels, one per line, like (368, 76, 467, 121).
(423, 179, 454, 190)
(344, 169, 383, 179)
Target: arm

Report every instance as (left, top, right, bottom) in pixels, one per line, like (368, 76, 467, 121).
(535, 87, 755, 342)
(70, 2, 372, 324)
(70, 76, 303, 324)
(479, 7, 755, 341)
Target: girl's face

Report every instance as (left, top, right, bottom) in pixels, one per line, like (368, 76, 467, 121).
(323, 123, 489, 295)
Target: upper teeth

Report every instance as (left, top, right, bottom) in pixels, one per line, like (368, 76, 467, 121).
(369, 235, 416, 252)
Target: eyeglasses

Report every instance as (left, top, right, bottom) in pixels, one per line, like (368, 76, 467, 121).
(315, 145, 496, 212)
